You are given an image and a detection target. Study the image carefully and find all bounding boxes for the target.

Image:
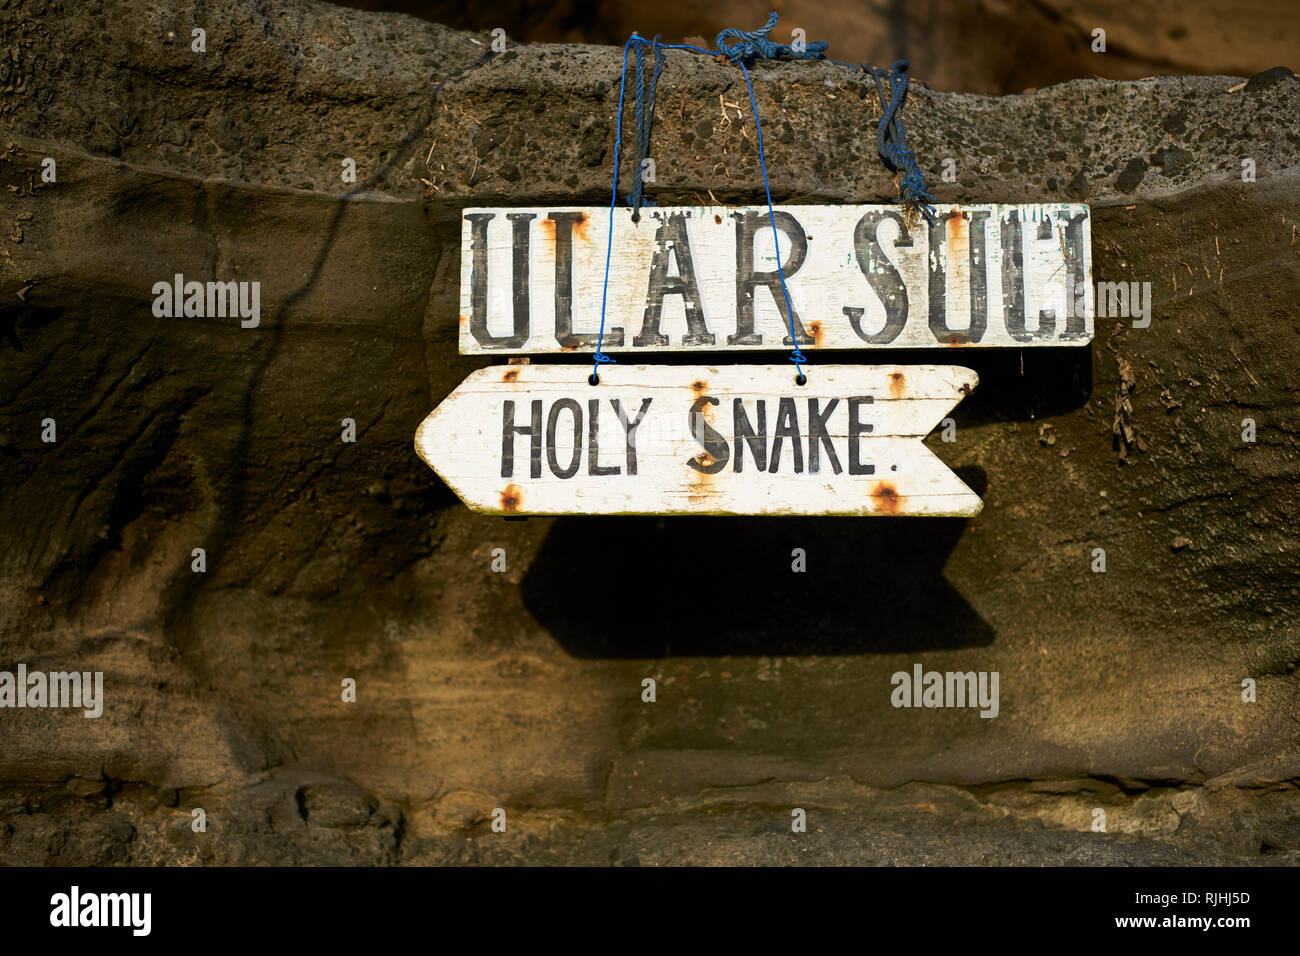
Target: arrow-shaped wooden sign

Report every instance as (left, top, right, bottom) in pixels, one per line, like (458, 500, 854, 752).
(415, 364, 981, 516)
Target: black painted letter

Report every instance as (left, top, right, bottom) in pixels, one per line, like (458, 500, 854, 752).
(769, 397, 804, 474)
(587, 398, 620, 476)
(928, 210, 988, 344)
(501, 399, 543, 478)
(636, 212, 714, 347)
(848, 396, 875, 476)
(552, 212, 623, 349)
(612, 398, 652, 475)
(846, 211, 912, 344)
(468, 212, 532, 350)
(733, 398, 767, 473)
(808, 398, 842, 475)
(730, 211, 811, 347)
(546, 398, 582, 479)
(687, 396, 729, 474)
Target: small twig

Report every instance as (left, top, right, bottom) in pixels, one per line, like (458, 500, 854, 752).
(1230, 348, 1259, 386)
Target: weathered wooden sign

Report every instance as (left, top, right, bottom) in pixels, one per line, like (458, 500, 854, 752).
(459, 203, 1092, 354)
(415, 364, 981, 516)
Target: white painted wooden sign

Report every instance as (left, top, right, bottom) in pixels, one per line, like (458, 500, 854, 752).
(415, 364, 981, 516)
(459, 203, 1092, 355)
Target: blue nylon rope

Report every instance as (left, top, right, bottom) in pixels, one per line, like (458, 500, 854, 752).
(738, 58, 807, 379)
(627, 35, 667, 220)
(593, 14, 933, 383)
(593, 36, 636, 379)
(872, 60, 938, 223)
(716, 11, 827, 65)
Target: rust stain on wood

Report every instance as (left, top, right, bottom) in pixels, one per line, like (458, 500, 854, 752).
(502, 368, 520, 382)
(808, 320, 823, 348)
(500, 484, 523, 512)
(889, 371, 906, 399)
(948, 211, 966, 244)
(539, 212, 589, 244)
(872, 482, 902, 514)
(686, 453, 718, 504)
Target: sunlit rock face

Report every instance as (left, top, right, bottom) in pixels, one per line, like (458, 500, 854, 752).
(0, 0, 1296, 865)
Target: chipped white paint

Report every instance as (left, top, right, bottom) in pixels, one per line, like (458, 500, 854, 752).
(459, 203, 1092, 354)
(415, 364, 982, 516)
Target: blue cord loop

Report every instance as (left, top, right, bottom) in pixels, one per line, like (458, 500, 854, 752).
(871, 60, 938, 224)
(736, 58, 807, 381)
(593, 36, 639, 379)
(716, 12, 827, 65)
(594, 18, 932, 383)
(626, 35, 667, 221)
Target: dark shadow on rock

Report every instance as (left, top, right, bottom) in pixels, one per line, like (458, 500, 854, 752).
(940, 346, 1093, 423)
(1, 303, 65, 352)
(163, 51, 498, 652)
(522, 466, 993, 658)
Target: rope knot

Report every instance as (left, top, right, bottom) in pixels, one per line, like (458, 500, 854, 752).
(715, 12, 827, 65)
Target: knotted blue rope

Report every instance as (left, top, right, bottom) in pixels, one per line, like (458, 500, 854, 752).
(626, 35, 667, 220)
(594, 16, 935, 383)
(716, 11, 827, 65)
(594, 30, 811, 383)
(871, 60, 938, 223)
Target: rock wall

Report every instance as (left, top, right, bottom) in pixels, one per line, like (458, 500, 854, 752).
(341, 0, 1300, 94)
(0, 0, 1297, 864)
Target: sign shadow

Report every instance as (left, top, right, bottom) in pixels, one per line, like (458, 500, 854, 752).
(521, 467, 993, 658)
